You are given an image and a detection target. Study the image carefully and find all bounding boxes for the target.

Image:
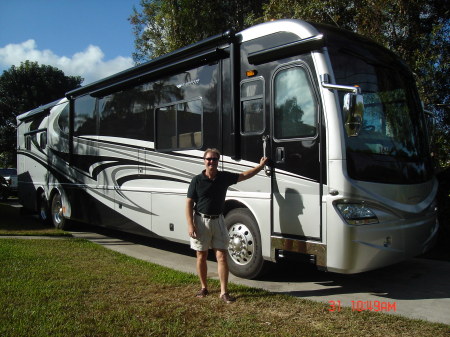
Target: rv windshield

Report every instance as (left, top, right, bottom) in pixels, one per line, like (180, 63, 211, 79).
(326, 34, 433, 184)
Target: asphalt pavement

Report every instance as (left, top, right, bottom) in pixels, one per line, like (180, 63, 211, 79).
(67, 226, 450, 326)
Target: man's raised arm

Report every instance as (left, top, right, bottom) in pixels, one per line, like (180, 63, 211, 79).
(238, 157, 268, 182)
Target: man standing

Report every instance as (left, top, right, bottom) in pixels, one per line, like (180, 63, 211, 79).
(186, 148, 268, 303)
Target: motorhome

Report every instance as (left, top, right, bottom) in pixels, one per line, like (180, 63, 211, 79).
(17, 19, 438, 279)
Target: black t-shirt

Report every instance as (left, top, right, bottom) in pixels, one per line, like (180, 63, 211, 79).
(187, 170, 239, 215)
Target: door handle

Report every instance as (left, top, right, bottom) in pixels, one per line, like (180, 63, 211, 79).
(262, 135, 271, 176)
(276, 147, 285, 164)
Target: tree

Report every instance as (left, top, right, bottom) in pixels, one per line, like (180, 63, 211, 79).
(129, 0, 268, 63)
(0, 61, 83, 167)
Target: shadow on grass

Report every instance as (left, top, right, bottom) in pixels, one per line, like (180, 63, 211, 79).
(0, 199, 69, 236)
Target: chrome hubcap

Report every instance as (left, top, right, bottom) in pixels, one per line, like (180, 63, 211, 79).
(52, 197, 63, 225)
(228, 223, 254, 265)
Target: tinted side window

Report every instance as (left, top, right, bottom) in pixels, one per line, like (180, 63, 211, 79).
(25, 135, 32, 150)
(155, 99, 202, 150)
(39, 131, 47, 150)
(274, 66, 317, 139)
(57, 104, 70, 134)
(98, 85, 153, 141)
(74, 95, 97, 136)
(241, 78, 264, 135)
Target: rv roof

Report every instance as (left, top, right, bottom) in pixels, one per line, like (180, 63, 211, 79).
(238, 19, 319, 43)
(17, 98, 67, 122)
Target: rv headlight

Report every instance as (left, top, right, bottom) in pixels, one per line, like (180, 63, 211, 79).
(336, 203, 379, 225)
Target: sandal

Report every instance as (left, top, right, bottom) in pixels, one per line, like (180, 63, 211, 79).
(195, 288, 209, 298)
(220, 293, 236, 303)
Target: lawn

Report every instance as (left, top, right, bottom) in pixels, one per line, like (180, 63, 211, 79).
(1, 238, 449, 337)
(1, 202, 449, 336)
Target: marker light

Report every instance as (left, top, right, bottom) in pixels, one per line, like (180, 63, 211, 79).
(336, 203, 378, 225)
(246, 70, 257, 77)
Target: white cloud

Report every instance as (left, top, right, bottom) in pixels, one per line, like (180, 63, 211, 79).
(0, 39, 134, 84)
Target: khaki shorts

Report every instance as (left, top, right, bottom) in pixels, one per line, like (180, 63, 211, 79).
(190, 214, 229, 251)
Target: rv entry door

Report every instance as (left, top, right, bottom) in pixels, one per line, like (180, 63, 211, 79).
(271, 63, 322, 241)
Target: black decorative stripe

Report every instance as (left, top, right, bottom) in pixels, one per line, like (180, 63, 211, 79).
(116, 174, 189, 187)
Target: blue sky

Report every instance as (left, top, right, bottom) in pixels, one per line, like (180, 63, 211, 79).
(0, 0, 141, 84)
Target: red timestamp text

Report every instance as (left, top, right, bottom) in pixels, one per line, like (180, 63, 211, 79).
(352, 300, 397, 312)
(328, 300, 397, 312)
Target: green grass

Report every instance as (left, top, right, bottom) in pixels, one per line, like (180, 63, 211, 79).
(1, 202, 449, 336)
(1, 238, 449, 337)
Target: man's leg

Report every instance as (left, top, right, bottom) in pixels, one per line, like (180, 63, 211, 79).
(215, 249, 229, 295)
(196, 250, 209, 290)
(215, 249, 235, 303)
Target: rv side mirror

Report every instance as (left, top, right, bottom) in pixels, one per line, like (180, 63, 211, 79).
(343, 92, 364, 136)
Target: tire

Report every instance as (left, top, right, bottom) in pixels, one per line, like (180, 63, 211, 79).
(37, 191, 51, 224)
(225, 208, 266, 279)
(51, 192, 69, 230)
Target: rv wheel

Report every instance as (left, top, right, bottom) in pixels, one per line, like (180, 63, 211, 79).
(51, 192, 69, 230)
(37, 191, 50, 224)
(225, 208, 266, 279)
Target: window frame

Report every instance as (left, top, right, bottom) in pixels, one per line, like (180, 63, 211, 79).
(25, 135, 32, 151)
(24, 128, 47, 151)
(154, 97, 203, 151)
(73, 94, 98, 137)
(97, 84, 153, 142)
(272, 62, 319, 142)
(240, 76, 265, 136)
(39, 131, 47, 150)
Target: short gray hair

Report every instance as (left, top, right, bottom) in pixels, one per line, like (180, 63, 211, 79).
(203, 148, 221, 159)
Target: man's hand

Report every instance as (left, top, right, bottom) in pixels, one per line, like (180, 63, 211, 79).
(188, 223, 197, 239)
(259, 156, 269, 167)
